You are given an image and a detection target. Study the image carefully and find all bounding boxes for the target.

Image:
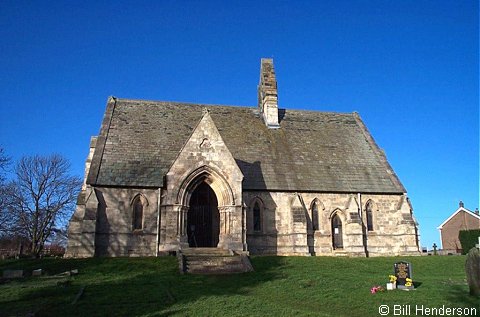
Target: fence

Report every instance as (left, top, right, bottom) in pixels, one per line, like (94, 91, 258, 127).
(0, 245, 65, 259)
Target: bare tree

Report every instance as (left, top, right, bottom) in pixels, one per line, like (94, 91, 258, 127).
(7, 154, 81, 257)
(0, 147, 9, 182)
(0, 147, 11, 236)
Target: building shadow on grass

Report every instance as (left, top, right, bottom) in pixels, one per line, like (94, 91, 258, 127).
(444, 284, 479, 309)
(1, 256, 288, 317)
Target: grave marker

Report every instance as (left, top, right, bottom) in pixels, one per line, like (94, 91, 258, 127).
(2, 270, 23, 279)
(465, 247, 480, 296)
(394, 261, 414, 290)
(32, 269, 42, 276)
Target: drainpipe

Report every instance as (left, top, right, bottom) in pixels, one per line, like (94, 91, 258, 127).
(156, 188, 161, 257)
(357, 193, 362, 218)
(242, 202, 247, 252)
(358, 193, 369, 257)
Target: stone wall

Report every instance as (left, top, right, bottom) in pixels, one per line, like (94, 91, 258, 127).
(357, 194, 419, 256)
(160, 111, 245, 252)
(68, 188, 419, 257)
(66, 187, 159, 257)
(65, 188, 97, 258)
(244, 191, 419, 256)
(65, 137, 98, 258)
(93, 187, 159, 257)
(67, 188, 418, 257)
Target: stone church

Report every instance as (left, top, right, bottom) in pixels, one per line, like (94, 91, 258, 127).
(66, 58, 420, 258)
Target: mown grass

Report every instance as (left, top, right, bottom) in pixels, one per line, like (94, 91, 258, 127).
(0, 255, 478, 317)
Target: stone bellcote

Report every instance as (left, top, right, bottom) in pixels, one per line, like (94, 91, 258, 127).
(258, 58, 280, 128)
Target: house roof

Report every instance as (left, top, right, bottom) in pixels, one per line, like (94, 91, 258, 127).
(86, 97, 406, 193)
(437, 207, 480, 229)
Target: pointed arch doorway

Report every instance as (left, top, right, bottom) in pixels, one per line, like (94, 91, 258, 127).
(187, 182, 220, 247)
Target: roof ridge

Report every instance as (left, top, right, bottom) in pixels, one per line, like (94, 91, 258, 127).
(281, 108, 354, 115)
(113, 97, 255, 109)
(113, 97, 356, 116)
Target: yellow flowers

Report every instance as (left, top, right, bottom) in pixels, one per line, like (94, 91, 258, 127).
(405, 278, 413, 287)
(389, 275, 397, 283)
(387, 275, 414, 289)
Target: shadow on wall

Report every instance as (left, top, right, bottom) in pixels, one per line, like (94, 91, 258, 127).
(236, 160, 278, 255)
(94, 190, 110, 257)
(278, 109, 286, 123)
(296, 194, 315, 255)
(93, 189, 156, 257)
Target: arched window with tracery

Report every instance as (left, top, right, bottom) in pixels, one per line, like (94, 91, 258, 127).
(365, 200, 374, 232)
(132, 196, 144, 231)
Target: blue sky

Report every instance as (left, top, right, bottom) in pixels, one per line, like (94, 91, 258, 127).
(0, 1, 478, 250)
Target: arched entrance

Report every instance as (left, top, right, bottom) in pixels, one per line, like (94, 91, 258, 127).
(332, 214, 343, 249)
(187, 182, 220, 247)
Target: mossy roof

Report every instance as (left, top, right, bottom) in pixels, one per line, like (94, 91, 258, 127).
(87, 98, 405, 193)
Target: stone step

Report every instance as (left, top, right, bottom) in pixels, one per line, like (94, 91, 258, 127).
(187, 266, 246, 274)
(186, 259, 248, 274)
(187, 264, 247, 274)
(186, 260, 244, 269)
(186, 259, 243, 269)
(182, 248, 231, 256)
(187, 261, 239, 268)
(185, 255, 241, 263)
(178, 250, 254, 274)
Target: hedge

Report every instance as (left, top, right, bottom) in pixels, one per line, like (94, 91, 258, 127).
(459, 229, 480, 254)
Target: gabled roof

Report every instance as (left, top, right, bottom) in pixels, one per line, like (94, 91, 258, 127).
(87, 97, 406, 193)
(437, 207, 480, 229)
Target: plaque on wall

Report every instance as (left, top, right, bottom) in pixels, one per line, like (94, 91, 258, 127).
(292, 207, 306, 223)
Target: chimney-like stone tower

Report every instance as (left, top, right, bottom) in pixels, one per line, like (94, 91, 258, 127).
(258, 58, 280, 128)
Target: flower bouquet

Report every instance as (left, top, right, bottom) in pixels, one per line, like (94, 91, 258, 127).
(370, 285, 385, 294)
(387, 275, 397, 290)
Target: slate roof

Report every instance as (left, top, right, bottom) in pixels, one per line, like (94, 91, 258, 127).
(87, 97, 406, 193)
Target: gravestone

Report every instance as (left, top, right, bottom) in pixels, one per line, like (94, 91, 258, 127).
(394, 261, 414, 289)
(32, 269, 42, 276)
(2, 270, 24, 279)
(465, 247, 480, 296)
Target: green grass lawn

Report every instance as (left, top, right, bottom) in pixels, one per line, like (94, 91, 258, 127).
(0, 255, 478, 317)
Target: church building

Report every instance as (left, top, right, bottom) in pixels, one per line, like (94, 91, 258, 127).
(66, 59, 420, 258)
